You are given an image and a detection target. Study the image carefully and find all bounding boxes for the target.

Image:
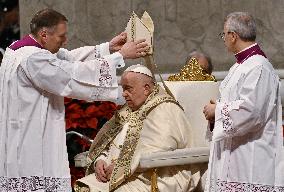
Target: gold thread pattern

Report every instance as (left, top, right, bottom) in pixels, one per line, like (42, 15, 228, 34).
(131, 12, 136, 42)
(75, 85, 180, 191)
(109, 86, 179, 191)
(168, 57, 216, 81)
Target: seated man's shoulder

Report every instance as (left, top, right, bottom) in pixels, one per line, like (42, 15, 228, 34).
(154, 101, 183, 115)
(146, 101, 186, 124)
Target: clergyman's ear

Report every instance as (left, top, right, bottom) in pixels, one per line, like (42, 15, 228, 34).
(231, 31, 238, 43)
(38, 28, 48, 44)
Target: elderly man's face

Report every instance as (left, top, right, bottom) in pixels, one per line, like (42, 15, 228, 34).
(121, 72, 151, 111)
(223, 22, 237, 53)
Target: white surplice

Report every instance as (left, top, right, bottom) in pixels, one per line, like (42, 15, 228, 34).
(0, 43, 124, 191)
(206, 54, 284, 191)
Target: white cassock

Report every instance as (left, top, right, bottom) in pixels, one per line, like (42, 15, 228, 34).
(0, 43, 124, 191)
(206, 54, 284, 191)
(77, 102, 200, 192)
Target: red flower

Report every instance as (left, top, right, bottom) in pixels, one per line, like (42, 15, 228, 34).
(64, 97, 72, 105)
(98, 102, 118, 118)
(70, 165, 85, 187)
(65, 103, 86, 129)
(86, 117, 98, 129)
(64, 99, 119, 188)
(85, 105, 99, 117)
(66, 103, 82, 112)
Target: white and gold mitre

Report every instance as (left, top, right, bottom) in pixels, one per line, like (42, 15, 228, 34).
(125, 11, 154, 54)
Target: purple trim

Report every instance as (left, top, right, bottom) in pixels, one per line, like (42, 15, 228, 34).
(9, 35, 44, 51)
(235, 44, 266, 64)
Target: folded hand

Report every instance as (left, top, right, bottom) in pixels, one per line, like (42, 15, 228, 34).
(203, 99, 216, 123)
(95, 160, 108, 183)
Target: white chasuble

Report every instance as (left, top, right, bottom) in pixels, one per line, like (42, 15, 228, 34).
(0, 42, 124, 191)
(206, 54, 284, 191)
(75, 86, 200, 192)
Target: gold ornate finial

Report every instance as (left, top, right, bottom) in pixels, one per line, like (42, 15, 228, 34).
(168, 57, 216, 81)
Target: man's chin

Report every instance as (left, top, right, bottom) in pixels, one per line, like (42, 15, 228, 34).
(49, 49, 59, 54)
(127, 103, 137, 111)
(127, 103, 133, 108)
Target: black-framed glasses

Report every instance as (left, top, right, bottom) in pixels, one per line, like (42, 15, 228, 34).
(219, 31, 234, 39)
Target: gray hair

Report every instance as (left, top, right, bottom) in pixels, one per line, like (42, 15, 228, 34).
(225, 12, 256, 42)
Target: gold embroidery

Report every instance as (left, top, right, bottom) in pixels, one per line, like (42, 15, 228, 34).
(74, 182, 90, 192)
(86, 118, 123, 175)
(168, 57, 216, 81)
(109, 86, 179, 191)
(130, 12, 136, 42)
(83, 85, 181, 191)
(151, 168, 159, 192)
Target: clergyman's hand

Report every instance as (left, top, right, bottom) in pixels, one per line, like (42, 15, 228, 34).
(203, 99, 216, 123)
(95, 160, 108, 183)
(109, 32, 127, 53)
(119, 39, 149, 59)
(105, 163, 115, 181)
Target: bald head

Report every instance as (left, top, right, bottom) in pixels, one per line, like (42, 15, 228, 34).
(187, 51, 213, 74)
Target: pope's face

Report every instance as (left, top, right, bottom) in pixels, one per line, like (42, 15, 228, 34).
(44, 22, 67, 53)
(121, 72, 149, 111)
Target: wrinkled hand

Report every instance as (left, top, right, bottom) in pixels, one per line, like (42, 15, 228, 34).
(203, 99, 216, 123)
(105, 163, 114, 181)
(109, 32, 127, 53)
(95, 160, 108, 183)
(119, 39, 149, 59)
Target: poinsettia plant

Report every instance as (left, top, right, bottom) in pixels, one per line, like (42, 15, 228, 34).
(64, 98, 118, 188)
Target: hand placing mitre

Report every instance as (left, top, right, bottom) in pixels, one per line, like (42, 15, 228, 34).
(203, 99, 216, 123)
(119, 39, 149, 59)
(109, 32, 127, 53)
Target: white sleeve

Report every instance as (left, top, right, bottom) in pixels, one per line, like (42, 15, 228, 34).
(205, 122, 213, 141)
(24, 50, 122, 102)
(57, 43, 125, 68)
(213, 65, 276, 141)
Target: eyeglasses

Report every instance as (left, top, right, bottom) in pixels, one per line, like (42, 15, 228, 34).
(219, 31, 234, 39)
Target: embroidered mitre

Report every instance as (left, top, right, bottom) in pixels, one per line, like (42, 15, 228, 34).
(125, 11, 154, 54)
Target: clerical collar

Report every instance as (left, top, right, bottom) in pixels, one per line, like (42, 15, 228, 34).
(9, 35, 44, 51)
(235, 43, 266, 64)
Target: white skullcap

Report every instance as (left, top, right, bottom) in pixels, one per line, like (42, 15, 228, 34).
(124, 64, 153, 77)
